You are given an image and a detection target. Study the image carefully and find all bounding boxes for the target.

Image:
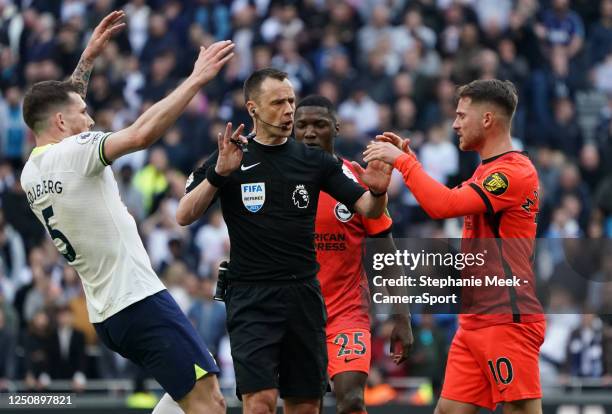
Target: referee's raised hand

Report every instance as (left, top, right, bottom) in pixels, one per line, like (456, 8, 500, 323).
(216, 122, 247, 176)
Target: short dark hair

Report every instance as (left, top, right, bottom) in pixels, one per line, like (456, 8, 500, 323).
(23, 80, 79, 133)
(296, 95, 337, 122)
(456, 79, 518, 119)
(243, 68, 288, 102)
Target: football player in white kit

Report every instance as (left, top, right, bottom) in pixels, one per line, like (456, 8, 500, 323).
(19, 11, 237, 414)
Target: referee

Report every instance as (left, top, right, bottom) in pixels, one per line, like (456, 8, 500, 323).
(177, 68, 391, 414)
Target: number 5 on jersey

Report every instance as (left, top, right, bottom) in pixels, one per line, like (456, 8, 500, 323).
(42, 205, 76, 262)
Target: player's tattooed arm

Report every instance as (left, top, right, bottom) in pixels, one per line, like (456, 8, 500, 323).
(69, 11, 125, 99)
(70, 54, 95, 100)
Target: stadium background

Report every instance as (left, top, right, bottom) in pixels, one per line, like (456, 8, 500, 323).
(0, 0, 610, 412)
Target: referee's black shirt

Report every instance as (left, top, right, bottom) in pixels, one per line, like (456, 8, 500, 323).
(186, 138, 367, 282)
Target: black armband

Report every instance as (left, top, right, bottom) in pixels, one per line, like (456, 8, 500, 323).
(206, 166, 230, 188)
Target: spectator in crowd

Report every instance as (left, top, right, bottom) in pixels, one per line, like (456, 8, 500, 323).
(22, 266, 59, 325)
(58, 265, 81, 305)
(357, 4, 393, 66)
(46, 304, 87, 392)
(547, 97, 583, 156)
(589, 0, 612, 66)
(271, 37, 314, 95)
(260, 2, 304, 44)
(0, 172, 45, 252)
(536, 0, 585, 60)
(540, 286, 581, 390)
(116, 164, 145, 222)
(338, 86, 380, 135)
(419, 123, 458, 185)
(407, 314, 447, 395)
(188, 277, 226, 357)
(193, 208, 228, 278)
(0, 85, 27, 168)
(138, 12, 177, 70)
(193, 0, 231, 42)
(0, 208, 26, 284)
(132, 146, 169, 215)
(579, 143, 603, 193)
(23, 309, 51, 391)
(565, 314, 607, 380)
(0, 307, 16, 390)
(141, 198, 187, 272)
(593, 54, 612, 96)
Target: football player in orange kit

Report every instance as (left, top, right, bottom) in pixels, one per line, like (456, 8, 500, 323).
(294, 95, 413, 414)
(364, 79, 545, 414)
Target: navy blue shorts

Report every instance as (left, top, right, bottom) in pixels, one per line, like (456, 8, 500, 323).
(94, 290, 219, 401)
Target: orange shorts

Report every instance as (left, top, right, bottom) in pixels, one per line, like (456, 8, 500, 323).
(326, 328, 371, 379)
(441, 320, 545, 411)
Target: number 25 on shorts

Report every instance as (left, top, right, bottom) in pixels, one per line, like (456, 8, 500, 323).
(333, 332, 367, 359)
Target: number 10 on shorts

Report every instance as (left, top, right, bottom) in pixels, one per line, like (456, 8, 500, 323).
(487, 357, 514, 385)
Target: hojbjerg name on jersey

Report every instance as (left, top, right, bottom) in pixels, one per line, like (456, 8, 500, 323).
(26, 179, 63, 206)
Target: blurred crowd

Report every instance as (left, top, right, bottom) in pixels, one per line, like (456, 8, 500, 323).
(0, 0, 611, 402)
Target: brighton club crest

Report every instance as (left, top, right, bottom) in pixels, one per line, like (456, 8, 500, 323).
(334, 202, 354, 222)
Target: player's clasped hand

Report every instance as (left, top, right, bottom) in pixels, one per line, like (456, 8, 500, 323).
(376, 132, 413, 153)
(363, 132, 416, 165)
(215, 122, 247, 176)
(350, 160, 392, 195)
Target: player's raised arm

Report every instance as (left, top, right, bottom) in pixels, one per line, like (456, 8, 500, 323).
(103, 40, 234, 163)
(69, 10, 126, 99)
(363, 132, 487, 219)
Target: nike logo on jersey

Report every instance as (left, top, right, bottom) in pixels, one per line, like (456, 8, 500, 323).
(344, 356, 360, 363)
(241, 163, 261, 171)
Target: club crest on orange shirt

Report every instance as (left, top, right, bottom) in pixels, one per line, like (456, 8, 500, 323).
(334, 202, 354, 222)
(483, 172, 508, 196)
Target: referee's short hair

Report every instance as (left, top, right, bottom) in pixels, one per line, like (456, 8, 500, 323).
(243, 68, 288, 102)
(456, 79, 518, 120)
(296, 95, 337, 122)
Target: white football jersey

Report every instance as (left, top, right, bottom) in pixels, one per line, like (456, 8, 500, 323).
(20, 131, 165, 322)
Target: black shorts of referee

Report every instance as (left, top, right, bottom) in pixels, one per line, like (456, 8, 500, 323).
(225, 276, 328, 399)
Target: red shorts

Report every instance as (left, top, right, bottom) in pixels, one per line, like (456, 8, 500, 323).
(441, 321, 546, 411)
(326, 328, 371, 379)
